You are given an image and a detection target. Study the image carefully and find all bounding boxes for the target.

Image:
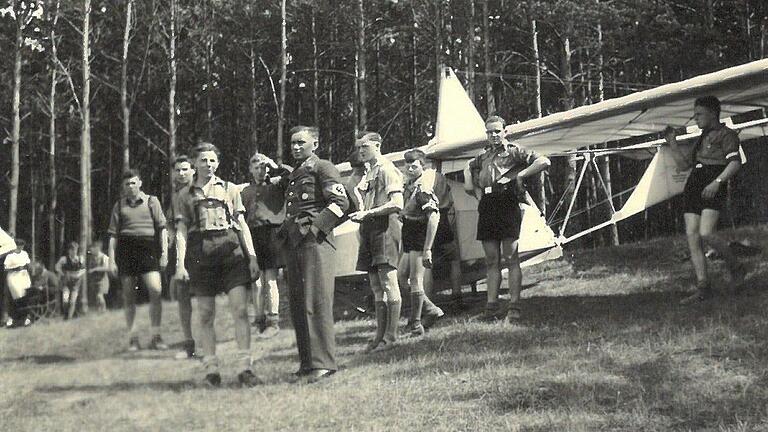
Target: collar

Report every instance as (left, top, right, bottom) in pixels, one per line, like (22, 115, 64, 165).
(174, 181, 192, 193)
(298, 154, 319, 170)
(408, 169, 436, 193)
(124, 191, 148, 205)
(372, 154, 386, 168)
(703, 123, 725, 133)
(194, 174, 225, 190)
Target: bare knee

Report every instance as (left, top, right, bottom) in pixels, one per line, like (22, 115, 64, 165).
(505, 254, 520, 267)
(484, 253, 501, 269)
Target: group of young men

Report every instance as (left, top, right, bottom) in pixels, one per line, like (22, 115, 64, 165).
(30, 95, 743, 387)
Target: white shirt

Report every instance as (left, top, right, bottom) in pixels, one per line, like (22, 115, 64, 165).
(4, 250, 30, 271)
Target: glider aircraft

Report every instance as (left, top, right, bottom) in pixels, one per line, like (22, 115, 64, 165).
(332, 58, 768, 283)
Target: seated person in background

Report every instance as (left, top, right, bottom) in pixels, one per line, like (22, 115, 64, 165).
(3, 239, 32, 327)
(28, 259, 60, 313)
(87, 240, 111, 313)
(55, 241, 85, 320)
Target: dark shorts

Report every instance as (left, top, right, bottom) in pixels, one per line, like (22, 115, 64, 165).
(116, 236, 160, 276)
(250, 225, 285, 270)
(185, 230, 250, 297)
(402, 218, 428, 253)
(356, 215, 401, 272)
(683, 163, 728, 214)
(476, 190, 522, 241)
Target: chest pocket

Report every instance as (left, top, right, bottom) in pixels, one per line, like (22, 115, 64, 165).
(196, 198, 232, 231)
(299, 178, 317, 200)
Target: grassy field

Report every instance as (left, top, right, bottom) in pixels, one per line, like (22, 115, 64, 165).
(2, 225, 768, 431)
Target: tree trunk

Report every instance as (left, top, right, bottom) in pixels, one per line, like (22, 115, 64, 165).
(49, 0, 61, 268)
(169, 0, 177, 172)
(357, 0, 367, 131)
(81, 0, 93, 308)
(597, 20, 619, 245)
(249, 45, 259, 154)
(31, 171, 36, 261)
(204, 0, 213, 142)
(9, 17, 22, 237)
(561, 35, 578, 239)
(532, 19, 546, 214)
(277, 0, 287, 162)
(311, 5, 319, 129)
(121, 0, 134, 170)
(467, 0, 475, 102)
(435, 2, 443, 90)
(482, 0, 494, 114)
(410, 4, 417, 146)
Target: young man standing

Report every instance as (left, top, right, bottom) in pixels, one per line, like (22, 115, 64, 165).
(398, 149, 446, 336)
(87, 240, 110, 313)
(241, 153, 290, 339)
(107, 169, 169, 350)
(664, 96, 745, 304)
(55, 241, 86, 320)
(168, 155, 196, 359)
(350, 132, 404, 352)
(174, 142, 263, 387)
(276, 126, 349, 383)
(464, 116, 551, 322)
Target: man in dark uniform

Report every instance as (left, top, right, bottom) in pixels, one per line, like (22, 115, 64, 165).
(275, 126, 349, 383)
(664, 96, 746, 304)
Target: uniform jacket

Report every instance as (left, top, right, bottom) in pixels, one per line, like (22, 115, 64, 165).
(277, 154, 349, 247)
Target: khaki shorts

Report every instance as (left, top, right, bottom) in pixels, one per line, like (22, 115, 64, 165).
(356, 216, 400, 272)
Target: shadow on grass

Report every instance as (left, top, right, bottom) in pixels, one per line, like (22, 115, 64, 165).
(344, 281, 768, 430)
(0, 354, 77, 364)
(36, 379, 199, 394)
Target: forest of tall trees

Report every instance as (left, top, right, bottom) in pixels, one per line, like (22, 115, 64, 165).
(1, 0, 767, 267)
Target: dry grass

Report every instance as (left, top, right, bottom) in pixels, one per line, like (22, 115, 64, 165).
(2, 225, 768, 431)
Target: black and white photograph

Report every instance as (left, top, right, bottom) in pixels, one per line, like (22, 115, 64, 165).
(1, 0, 768, 430)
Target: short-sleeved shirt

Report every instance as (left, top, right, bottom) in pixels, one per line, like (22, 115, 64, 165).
(4, 250, 30, 271)
(174, 175, 245, 234)
(468, 144, 542, 190)
(241, 182, 287, 227)
(357, 155, 404, 211)
(166, 182, 193, 246)
(694, 124, 741, 166)
(402, 170, 440, 220)
(107, 192, 166, 237)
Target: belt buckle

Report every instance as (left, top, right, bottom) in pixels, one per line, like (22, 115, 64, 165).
(484, 186, 493, 194)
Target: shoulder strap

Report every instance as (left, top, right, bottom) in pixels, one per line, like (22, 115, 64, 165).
(147, 195, 158, 232)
